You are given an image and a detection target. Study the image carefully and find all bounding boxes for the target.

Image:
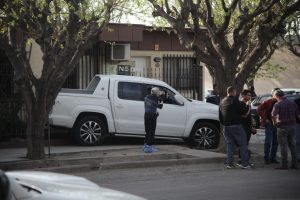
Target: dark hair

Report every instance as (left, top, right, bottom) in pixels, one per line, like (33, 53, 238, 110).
(227, 86, 235, 94)
(213, 84, 217, 89)
(274, 89, 284, 97)
(241, 89, 251, 96)
(271, 87, 280, 95)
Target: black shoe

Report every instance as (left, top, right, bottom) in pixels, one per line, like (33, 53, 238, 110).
(226, 164, 236, 169)
(275, 166, 288, 170)
(270, 159, 280, 164)
(265, 160, 270, 164)
(290, 165, 298, 170)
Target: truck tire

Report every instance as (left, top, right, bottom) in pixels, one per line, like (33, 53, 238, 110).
(73, 116, 106, 146)
(189, 122, 219, 149)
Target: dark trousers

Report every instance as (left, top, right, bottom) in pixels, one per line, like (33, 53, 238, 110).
(144, 112, 157, 146)
(239, 125, 252, 160)
(223, 125, 249, 166)
(277, 126, 297, 167)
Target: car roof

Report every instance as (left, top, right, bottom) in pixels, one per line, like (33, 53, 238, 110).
(96, 74, 170, 87)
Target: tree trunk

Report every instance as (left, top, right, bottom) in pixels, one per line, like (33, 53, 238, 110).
(25, 90, 48, 160)
(26, 112, 45, 159)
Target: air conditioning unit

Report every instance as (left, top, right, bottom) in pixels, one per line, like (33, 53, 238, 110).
(111, 43, 130, 61)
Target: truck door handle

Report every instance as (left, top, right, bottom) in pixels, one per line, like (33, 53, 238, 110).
(115, 104, 124, 108)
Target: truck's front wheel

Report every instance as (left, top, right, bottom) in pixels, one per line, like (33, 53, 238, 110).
(189, 122, 219, 149)
(73, 116, 106, 146)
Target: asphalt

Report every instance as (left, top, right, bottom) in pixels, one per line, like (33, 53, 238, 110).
(0, 131, 266, 173)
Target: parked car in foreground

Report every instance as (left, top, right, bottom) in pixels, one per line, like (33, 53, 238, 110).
(1, 170, 145, 200)
(251, 90, 300, 128)
(49, 75, 220, 149)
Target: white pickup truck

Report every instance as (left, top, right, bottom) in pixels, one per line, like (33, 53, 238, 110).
(49, 75, 220, 149)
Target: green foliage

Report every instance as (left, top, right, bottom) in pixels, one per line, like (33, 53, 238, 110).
(255, 61, 287, 80)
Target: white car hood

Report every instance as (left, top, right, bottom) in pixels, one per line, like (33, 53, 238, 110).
(190, 99, 218, 108)
(7, 171, 145, 200)
(190, 100, 219, 112)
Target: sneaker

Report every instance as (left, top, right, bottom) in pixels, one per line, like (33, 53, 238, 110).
(290, 165, 298, 170)
(270, 159, 280, 164)
(264, 159, 270, 165)
(226, 164, 236, 169)
(143, 144, 154, 153)
(151, 146, 158, 152)
(275, 166, 288, 170)
(237, 163, 251, 169)
(249, 162, 255, 167)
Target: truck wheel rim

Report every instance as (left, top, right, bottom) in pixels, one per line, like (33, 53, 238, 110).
(194, 127, 215, 148)
(80, 121, 102, 144)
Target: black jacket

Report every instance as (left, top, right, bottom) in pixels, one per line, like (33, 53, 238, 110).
(295, 97, 300, 124)
(219, 96, 247, 126)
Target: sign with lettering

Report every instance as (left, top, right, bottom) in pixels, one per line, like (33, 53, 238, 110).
(117, 65, 131, 75)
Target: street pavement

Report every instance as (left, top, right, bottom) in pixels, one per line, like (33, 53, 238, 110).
(0, 129, 267, 172)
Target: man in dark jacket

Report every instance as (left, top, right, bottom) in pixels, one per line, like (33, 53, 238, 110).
(219, 86, 250, 169)
(295, 96, 300, 162)
(206, 84, 220, 105)
(144, 87, 163, 153)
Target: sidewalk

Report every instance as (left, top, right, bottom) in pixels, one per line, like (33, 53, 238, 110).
(0, 131, 266, 172)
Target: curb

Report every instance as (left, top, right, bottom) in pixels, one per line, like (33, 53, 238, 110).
(0, 152, 227, 173)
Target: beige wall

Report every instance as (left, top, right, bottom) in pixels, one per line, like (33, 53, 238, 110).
(203, 48, 300, 95)
(131, 50, 195, 67)
(254, 48, 300, 95)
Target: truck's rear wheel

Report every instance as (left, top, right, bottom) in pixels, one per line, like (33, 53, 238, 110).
(189, 122, 219, 149)
(73, 116, 106, 146)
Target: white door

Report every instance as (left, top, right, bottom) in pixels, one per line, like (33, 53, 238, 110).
(112, 81, 187, 138)
(155, 87, 187, 137)
(112, 81, 145, 135)
(131, 57, 149, 77)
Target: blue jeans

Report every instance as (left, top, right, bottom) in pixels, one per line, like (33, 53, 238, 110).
(223, 125, 249, 166)
(264, 123, 278, 161)
(296, 123, 300, 160)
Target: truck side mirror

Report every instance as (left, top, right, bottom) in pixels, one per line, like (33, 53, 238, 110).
(174, 95, 185, 105)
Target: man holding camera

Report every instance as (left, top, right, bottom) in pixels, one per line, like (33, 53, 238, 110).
(144, 87, 163, 153)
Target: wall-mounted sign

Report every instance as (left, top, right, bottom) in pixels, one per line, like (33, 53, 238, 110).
(154, 57, 161, 62)
(117, 65, 131, 75)
(154, 44, 160, 51)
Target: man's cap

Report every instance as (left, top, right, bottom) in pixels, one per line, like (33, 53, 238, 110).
(274, 89, 284, 97)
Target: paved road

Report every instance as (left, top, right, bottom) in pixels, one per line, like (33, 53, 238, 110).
(74, 163, 300, 200)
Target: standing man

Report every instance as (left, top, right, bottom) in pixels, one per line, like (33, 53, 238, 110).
(295, 96, 300, 162)
(219, 86, 250, 169)
(240, 89, 255, 144)
(206, 84, 220, 105)
(144, 87, 163, 153)
(257, 88, 280, 164)
(271, 90, 299, 169)
(240, 89, 257, 161)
